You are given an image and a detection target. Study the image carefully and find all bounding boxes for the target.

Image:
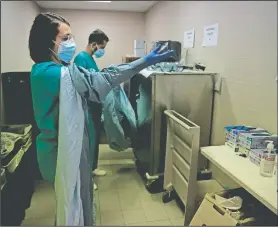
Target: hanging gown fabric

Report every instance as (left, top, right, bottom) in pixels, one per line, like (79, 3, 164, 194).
(55, 59, 148, 226)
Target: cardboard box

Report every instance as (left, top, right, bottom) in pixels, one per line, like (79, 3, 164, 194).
(225, 127, 267, 152)
(195, 180, 224, 207)
(225, 141, 239, 152)
(230, 128, 266, 141)
(190, 189, 257, 226)
(190, 193, 240, 226)
(239, 132, 278, 150)
(122, 56, 140, 63)
(248, 149, 265, 166)
(249, 155, 261, 166)
(238, 145, 250, 156)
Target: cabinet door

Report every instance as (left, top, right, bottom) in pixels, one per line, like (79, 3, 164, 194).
(2, 72, 35, 125)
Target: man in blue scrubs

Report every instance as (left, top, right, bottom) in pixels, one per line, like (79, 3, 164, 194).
(74, 29, 109, 190)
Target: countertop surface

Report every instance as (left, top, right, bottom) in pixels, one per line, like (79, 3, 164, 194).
(201, 145, 277, 214)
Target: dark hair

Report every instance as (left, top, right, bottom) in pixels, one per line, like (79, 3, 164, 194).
(29, 12, 70, 63)
(88, 29, 109, 45)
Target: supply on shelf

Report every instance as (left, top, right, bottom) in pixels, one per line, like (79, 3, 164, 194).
(260, 140, 276, 177)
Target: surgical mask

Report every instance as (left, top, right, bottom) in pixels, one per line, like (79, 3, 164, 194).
(52, 38, 76, 63)
(94, 46, 105, 58)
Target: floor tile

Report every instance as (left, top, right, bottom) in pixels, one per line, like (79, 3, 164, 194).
(21, 217, 54, 226)
(122, 209, 147, 224)
(113, 166, 138, 178)
(163, 202, 184, 219)
(99, 191, 121, 211)
(101, 210, 125, 226)
(143, 204, 168, 222)
(109, 159, 135, 165)
(140, 195, 164, 210)
(118, 190, 142, 210)
(170, 217, 185, 226)
(147, 219, 173, 226)
(128, 222, 151, 226)
(150, 192, 164, 203)
(98, 160, 111, 165)
(116, 178, 142, 190)
(25, 182, 56, 219)
(96, 165, 116, 176)
(95, 176, 118, 192)
(128, 219, 173, 226)
(98, 145, 134, 160)
(96, 218, 101, 226)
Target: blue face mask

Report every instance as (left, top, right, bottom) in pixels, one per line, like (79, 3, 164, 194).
(94, 46, 105, 58)
(54, 38, 76, 63)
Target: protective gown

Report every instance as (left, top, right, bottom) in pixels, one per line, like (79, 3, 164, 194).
(31, 58, 147, 225)
(74, 51, 102, 171)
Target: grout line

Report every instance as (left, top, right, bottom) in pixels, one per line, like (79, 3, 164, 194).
(116, 187, 125, 225)
(22, 217, 55, 221)
(97, 191, 102, 226)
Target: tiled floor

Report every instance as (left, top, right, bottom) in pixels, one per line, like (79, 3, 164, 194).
(21, 145, 185, 226)
(21, 181, 56, 226)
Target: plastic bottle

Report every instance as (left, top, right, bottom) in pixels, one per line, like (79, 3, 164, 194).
(260, 140, 276, 177)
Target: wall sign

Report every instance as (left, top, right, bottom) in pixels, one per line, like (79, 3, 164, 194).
(202, 23, 219, 47)
(184, 29, 195, 48)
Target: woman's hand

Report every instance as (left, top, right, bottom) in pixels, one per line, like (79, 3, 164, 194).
(144, 45, 175, 66)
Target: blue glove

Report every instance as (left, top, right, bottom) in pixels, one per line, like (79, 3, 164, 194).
(144, 44, 175, 66)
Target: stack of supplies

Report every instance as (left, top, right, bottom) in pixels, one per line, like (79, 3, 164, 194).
(224, 125, 278, 169)
(224, 126, 266, 152)
(238, 132, 277, 156)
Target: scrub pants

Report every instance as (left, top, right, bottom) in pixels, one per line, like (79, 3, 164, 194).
(90, 102, 102, 171)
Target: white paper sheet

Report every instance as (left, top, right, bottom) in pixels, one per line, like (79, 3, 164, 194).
(202, 23, 219, 47)
(139, 69, 154, 78)
(183, 29, 195, 48)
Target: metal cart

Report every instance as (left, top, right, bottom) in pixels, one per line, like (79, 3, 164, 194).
(127, 71, 216, 192)
(162, 110, 200, 225)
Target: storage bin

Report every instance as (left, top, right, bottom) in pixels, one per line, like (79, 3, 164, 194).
(190, 188, 277, 226)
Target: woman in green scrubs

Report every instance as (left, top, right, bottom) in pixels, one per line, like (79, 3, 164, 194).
(28, 12, 173, 186)
(29, 12, 74, 184)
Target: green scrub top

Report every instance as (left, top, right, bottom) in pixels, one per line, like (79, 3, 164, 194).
(74, 51, 100, 72)
(30, 61, 62, 184)
(74, 51, 101, 170)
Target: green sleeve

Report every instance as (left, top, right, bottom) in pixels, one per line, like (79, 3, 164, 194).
(31, 63, 61, 184)
(74, 55, 87, 69)
(91, 60, 100, 72)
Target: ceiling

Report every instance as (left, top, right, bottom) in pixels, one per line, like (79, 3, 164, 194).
(36, 1, 157, 13)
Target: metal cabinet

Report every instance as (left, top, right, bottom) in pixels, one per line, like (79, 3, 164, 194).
(128, 71, 216, 190)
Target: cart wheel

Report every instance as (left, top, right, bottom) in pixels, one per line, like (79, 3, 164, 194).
(146, 179, 154, 188)
(162, 191, 174, 203)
